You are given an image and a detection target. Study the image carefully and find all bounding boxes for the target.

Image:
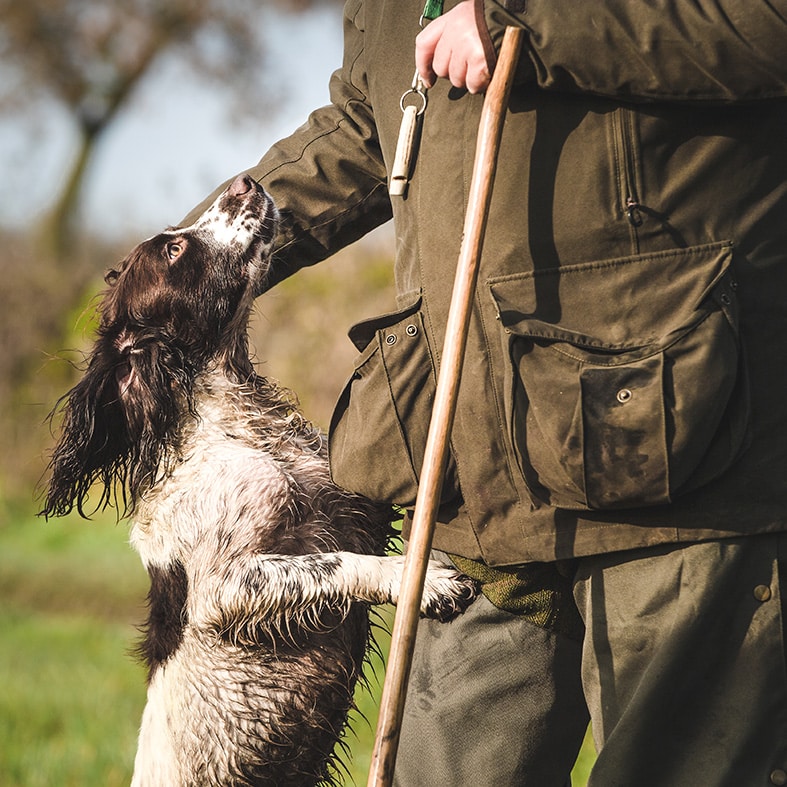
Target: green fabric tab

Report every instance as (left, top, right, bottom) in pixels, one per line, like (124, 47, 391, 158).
(450, 554, 585, 642)
(421, 0, 444, 21)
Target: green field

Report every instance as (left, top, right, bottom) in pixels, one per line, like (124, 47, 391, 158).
(0, 507, 595, 785)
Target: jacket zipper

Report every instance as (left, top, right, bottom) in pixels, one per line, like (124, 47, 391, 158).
(614, 108, 643, 235)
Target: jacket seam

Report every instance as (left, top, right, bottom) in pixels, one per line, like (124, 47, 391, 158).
(475, 289, 528, 513)
(486, 240, 734, 283)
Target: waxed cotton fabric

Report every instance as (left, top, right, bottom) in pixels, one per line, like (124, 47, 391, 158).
(331, 241, 749, 511)
(487, 241, 749, 510)
(184, 0, 787, 565)
(329, 298, 462, 507)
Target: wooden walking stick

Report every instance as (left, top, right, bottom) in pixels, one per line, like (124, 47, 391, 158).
(367, 26, 525, 787)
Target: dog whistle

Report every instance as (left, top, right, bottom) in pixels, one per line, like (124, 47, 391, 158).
(389, 104, 419, 197)
(389, 73, 427, 197)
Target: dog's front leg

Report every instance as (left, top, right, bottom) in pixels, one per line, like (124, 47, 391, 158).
(189, 552, 477, 643)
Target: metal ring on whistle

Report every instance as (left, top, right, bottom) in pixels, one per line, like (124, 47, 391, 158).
(399, 87, 427, 116)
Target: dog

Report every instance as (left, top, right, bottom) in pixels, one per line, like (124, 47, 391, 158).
(41, 174, 478, 786)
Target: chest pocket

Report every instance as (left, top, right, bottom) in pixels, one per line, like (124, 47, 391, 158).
(488, 241, 750, 511)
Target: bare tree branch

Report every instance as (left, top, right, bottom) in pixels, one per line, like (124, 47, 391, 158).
(0, 0, 338, 252)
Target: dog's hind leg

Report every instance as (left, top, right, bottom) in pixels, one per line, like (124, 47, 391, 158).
(132, 669, 182, 786)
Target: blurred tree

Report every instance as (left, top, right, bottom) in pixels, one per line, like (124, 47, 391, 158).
(0, 0, 345, 511)
(0, 0, 337, 254)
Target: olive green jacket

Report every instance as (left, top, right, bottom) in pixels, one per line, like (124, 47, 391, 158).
(195, 0, 787, 565)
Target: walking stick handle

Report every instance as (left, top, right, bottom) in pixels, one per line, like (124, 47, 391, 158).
(367, 26, 525, 787)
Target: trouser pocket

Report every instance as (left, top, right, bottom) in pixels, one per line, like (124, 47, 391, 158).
(329, 298, 460, 506)
(488, 241, 750, 510)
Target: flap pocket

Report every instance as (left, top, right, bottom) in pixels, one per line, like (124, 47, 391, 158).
(488, 241, 750, 510)
(329, 299, 460, 506)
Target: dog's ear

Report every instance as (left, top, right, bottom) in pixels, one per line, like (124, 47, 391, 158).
(118, 340, 193, 476)
(41, 334, 192, 519)
(41, 339, 133, 518)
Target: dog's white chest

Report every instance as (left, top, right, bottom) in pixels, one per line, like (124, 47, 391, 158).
(129, 429, 296, 568)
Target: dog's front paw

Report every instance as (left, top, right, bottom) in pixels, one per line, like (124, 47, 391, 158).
(420, 562, 480, 622)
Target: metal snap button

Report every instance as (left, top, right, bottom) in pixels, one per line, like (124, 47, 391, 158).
(405, 324, 418, 337)
(754, 584, 772, 602)
(616, 388, 633, 403)
(720, 292, 731, 306)
(385, 334, 397, 345)
(770, 769, 787, 786)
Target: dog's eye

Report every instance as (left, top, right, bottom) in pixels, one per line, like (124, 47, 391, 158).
(165, 241, 186, 262)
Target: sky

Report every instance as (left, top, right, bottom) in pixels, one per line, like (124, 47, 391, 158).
(0, 5, 344, 240)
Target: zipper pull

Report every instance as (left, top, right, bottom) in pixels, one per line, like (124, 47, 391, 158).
(625, 196, 643, 227)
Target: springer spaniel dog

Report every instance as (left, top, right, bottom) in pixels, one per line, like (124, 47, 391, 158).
(42, 175, 477, 786)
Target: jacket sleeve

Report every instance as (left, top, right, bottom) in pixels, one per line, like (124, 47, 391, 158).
(479, 0, 787, 102)
(182, 0, 392, 289)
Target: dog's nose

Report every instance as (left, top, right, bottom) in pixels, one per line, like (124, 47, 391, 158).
(228, 174, 254, 196)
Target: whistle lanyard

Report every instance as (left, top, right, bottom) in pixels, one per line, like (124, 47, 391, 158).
(388, 0, 444, 197)
(421, 0, 444, 24)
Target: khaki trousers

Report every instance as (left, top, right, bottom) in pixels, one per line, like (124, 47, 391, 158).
(394, 571, 588, 786)
(575, 532, 787, 787)
(393, 533, 787, 786)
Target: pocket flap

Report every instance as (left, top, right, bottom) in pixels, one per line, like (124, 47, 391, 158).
(489, 242, 733, 350)
(347, 297, 422, 351)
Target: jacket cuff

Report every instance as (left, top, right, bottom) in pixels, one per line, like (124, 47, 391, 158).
(478, 0, 535, 84)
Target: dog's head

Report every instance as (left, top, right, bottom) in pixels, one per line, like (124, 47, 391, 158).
(42, 175, 276, 517)
(104, 174, 276, 366)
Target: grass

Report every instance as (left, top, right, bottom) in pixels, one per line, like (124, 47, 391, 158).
(0, 507, 147, 786)
(0, 611, 144, 786)
(0, 504, 595, 785)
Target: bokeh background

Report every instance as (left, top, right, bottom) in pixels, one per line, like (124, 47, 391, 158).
(0, 1, 594, 783)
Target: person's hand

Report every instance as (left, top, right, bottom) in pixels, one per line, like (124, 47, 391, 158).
(415, 0, 491, 94)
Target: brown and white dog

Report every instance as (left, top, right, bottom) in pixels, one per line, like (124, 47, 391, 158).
(42, 175, 477, 786)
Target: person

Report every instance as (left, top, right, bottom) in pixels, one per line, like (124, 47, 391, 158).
(183, 1, 787, 784)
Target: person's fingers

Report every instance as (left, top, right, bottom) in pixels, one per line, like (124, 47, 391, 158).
(414, 1, 492, 93)
(447, 54, 468, 90)
(415, 16, 446, 88)
(465, 58, 492, 94)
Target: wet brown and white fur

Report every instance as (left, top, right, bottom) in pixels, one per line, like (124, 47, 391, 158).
(41, 175, 477, 786)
